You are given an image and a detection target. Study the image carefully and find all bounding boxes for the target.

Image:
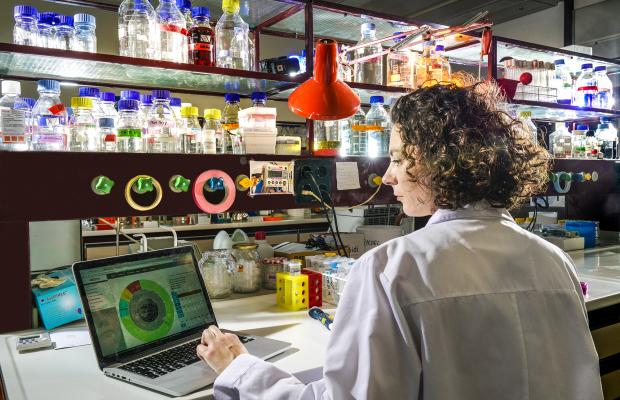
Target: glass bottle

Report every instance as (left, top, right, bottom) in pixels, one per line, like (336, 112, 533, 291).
(146, 89, 177, 153)
(188, 6, 215, 66)
(37, 12, 60, 49)
(198, 250, 234, 299)
(117, 99, 144, 152)
(99, 117, 117, 152)
(354, 22, 383, 85)
(156, 0, 187, 63)
(176, 0, 193, 30)
(180, 106, 203, 153)
(231, 243, 261, 293)
(593, 66, 614, 110)
(365, 96, 390, 157)
(203, 108, 223, 154)
(170, 97, 182, 122)
(595, 121, 617, 159)
(347, 106, 367, 156)
(13, 5, 39, 46)
(251, 91, 266, 107)
(313, 120, 340, 156)
(78, 87, 104, 120)
(139, 93, 153, 138)
(73, 13, 97, 53)
(553, 59, 572, 105)
(548, 122, 573, 158)
(55, 15, 75, 51)
(222, 93, 242, 153)
(574, 63, 597, 108)
(22, 97, 35, 142)
(31, 79, 68, 151)
(584, 129, 600, 159)
(215, 0, 249, 70)
(99, 92, 118, 124)
(0, 80, 30, 151)
(571, 124, 588, 159)
(430, 44, 451, 83)
(68, 97, 98, 151)
(387, 32, 413, 88)
(121, 90, 140, 101)
(518, 111, 538, 144)
(415, 39, 435, 88)
(118, 0, 159, 60)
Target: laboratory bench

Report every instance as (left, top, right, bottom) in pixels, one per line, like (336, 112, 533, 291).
(1, 245, 620, 400)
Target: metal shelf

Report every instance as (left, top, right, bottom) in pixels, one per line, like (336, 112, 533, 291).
(505, 100, 620, 122)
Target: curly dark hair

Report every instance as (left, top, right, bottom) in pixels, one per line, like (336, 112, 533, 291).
(390, 81, 550, 210)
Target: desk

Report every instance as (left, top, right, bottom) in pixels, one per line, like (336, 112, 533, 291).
(0, 295, 331, 400)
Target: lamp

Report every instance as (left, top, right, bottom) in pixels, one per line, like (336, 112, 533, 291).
(288, 39, 360, 121)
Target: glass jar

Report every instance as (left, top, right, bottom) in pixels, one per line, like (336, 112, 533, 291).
(231, 243, 261, 293)
(261, 257, 287, 289)
(198, 250, 234, 298)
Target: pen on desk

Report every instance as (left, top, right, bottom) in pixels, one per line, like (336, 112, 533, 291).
(308, 307, 334, 331)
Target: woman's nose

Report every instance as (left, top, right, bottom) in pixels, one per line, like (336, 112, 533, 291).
(382, 167, 396, 186)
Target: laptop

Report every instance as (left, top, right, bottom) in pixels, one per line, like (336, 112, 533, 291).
(72, 246, 291, 396)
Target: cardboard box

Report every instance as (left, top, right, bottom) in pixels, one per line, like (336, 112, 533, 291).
(31, 268, 83, 329)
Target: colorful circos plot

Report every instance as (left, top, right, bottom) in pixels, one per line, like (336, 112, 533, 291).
(118, 280, 175, 342)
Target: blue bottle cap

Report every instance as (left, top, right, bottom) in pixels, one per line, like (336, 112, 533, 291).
(37, 79, 60, 92)
(191, 6, 210, 18)
(593, 65, 606, 72)
(600, 116, 611, 123)
(176, 0, 192, 11)
(435, 44, 445, 52)
(370, 95, 384, 104)
(14, 5, 38, 19)
(152, 89, 171, 100)
(74, 13, 96, 27)
(361, 22, 376, 33)
(38, 12, 59, 25)
(100, 92, 116, 102)
(251, 92, 267, 102)
(581, 63, 593, 70)
(57, 15, 74, 27)
(301, 49, 306, 57)
(99, 117, 115, 128)
(576, 124, 589, 131)
(140, 94, 153, 105)
(170, 97, 182, 107)
(392, 32, 404, 43)
(554, 59, 565, 65)
(224, 93, 240, 103)
(120, 90, 140, 101)
(597, 123, 609, 130)
(118, 99, 139, 111)
(79, 86, 100, 98)
(23, 97, 36, 108)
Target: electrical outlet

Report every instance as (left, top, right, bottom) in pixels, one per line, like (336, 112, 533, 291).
(294, 159, 332, 204)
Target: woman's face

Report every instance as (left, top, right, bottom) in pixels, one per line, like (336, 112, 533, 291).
(382, 125, 435, 217)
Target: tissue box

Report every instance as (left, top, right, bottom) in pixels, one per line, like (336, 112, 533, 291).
(32, 268, 83, 329)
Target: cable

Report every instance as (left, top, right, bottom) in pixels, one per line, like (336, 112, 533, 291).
(345, 184, 382, 210)
(308, 174, 344, 257)
(309, 175, 348, 258)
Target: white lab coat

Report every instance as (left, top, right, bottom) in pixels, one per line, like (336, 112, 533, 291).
(214, 204, 603, 399)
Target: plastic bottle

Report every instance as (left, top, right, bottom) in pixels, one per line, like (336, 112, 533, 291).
(13, 5, 39, 46)
(553, 59, 572, 105)
(251, 92, 267, 107)
(548, 122, 573, 158)
(354, 22, 383, 85)
(99, 117, 117, 152)
(180, 106, 203, 153)
(346, 106, 367, 156)
(222, 93, 242, 153)
(156, 0, 187, 63)
(68, 97, 98, 151)
(254, 231, 274, 259)
(593, 66, 614, 109)
(188, 6, 215, 66)
(78, 87, 104, 119)
(215, 0, 249, 70)
(387, 32, 412, 88)
(55, 15, 75, 50)
(118, 0, 159, 60)
(518, 111, 538, 144)
(32, 80, 67, 151)
(574, 63, 597, 108)
(73, 14, 97, 53)
(0, 81, 30, 151)
(203, 108, 223, 154)
(116, 99, 143, 152)
(176, 0, 193, 29)
(365, 96, 390, 157)
(146, 89, 177, 153)
(595, 121, 618, 159)
(37, 12, 59, 49)
(572, 124, 588, 159)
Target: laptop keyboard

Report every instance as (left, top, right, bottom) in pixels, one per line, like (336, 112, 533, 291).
(119, 335, 255, 379)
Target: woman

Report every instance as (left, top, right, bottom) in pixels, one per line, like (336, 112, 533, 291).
(197, 83, 603, 399)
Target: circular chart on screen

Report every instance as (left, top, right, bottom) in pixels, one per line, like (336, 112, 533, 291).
(118, 279, 174, 342)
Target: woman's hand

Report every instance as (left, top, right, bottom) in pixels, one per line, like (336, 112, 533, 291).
(196, 325, 248, 374)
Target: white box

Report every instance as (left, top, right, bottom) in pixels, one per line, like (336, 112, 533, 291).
(244, 131, 277, 154)
(543, 235, 585, 251)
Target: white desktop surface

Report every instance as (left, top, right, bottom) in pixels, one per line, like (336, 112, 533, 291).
(0, 295, 331, 400)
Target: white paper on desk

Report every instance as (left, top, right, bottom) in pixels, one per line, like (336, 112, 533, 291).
(50, 327, 91, 349)
(336, 162, 361, 191)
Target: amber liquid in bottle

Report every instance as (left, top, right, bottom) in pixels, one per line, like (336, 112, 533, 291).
(188, 20, 215, 66)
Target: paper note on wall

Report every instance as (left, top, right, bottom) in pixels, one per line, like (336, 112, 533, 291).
(336, 162, 361, 191)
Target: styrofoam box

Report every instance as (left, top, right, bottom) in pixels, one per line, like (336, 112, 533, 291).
(245, 131, 277, 154)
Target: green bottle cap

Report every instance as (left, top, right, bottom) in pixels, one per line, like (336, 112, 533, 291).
(91, 175, 114, 195)
(170, 175, 191, 193)
(134, 177, 154, 194)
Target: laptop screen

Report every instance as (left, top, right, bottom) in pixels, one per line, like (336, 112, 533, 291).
(74, 247, 216, 364)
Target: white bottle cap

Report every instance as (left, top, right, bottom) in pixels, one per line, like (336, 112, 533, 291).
(1, 80, 21, 95)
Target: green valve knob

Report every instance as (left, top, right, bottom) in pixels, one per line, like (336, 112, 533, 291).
(549, 173, 558, 183)
(134, 177, 154, 194)
(170, 175, 191, 193)
(559, 172, 572, 182)
(91, 175, 114, 195)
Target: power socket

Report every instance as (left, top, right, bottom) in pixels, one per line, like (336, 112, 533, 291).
(294, 159, 332, 204)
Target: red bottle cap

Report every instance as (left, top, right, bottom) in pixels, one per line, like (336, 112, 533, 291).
(255, 231, 266, 240)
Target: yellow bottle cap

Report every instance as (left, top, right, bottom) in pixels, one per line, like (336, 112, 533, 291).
(181, 106, 199, 117)
(204, 108, 222, 120)
(71, 97, 93, 109)
(222, 0, 240, 13)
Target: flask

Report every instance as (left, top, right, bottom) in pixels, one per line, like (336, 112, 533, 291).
(73, 13, 97, 53)
(365, 96, 390, 157)
(156, 0, 187, 63)
(354, 22, 383, 85)
(31, 80, 68, 151)
(118, 0, 159, 59)
(13, 5, 39, 46)
(188, 6, 215, 66)
(0, 80, 30, 151)
(68, 97, 98, 151)
(116, 99, 143, 152)
(146, 89, 177, 153)
(215, 0, 249, 70)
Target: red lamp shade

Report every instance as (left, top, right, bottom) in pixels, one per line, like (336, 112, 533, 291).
(288, 39, 360, 120)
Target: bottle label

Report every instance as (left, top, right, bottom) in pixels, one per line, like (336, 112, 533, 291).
(191, 43, 212, 51)
(0, 109, 26, 137)
(118, 128, 142, 138)
(48, 103, 66, 115)
(160, 24, 187, 36)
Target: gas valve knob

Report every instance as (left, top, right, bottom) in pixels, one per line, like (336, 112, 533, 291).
(572, 172, 585, 183)
(91, 175, 114, 195)
(169, 175, 191, 193)
(133, 176, 154, 194)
